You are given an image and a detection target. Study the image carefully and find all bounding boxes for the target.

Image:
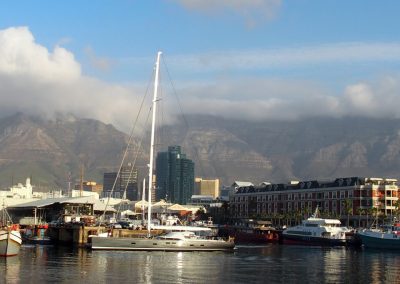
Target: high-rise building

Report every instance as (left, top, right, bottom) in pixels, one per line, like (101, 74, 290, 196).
(156, 145, 194, 204)
(103, 163, 138, 200)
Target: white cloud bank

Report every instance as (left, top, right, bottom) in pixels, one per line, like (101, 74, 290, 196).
(176, 76, 400, 121)
(163, 42, 400, 73)
(0, 27, 145, 130)
(1, 26, 400, 132)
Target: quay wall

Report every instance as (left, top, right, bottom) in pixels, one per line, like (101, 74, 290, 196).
(47, 224, 163, 246)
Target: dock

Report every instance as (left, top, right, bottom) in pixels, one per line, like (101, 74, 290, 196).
(46, 224, 163, 246)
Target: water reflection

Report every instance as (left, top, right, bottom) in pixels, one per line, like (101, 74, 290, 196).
(3, 244, 400, 283)
(0, 255, 20, 284)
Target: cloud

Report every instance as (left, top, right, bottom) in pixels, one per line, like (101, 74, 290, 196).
(169, 78, 341, 121)
(341, 77, 400, 118)
(172, 75, 400, 121)
(170, 0, 282, 26)
(162, 42, 400, 74)
(2, 26, 400, 133)
(0, 27, 146, 131)
(0, 27, 81, 82)
(84, 46, 114, 72)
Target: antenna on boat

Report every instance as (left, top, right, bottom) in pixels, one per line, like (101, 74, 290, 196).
(147, 51, 162, 237)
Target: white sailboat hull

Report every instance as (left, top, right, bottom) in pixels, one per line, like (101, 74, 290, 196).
(0, 230, 22, 257)
(91, 236, 234, 251)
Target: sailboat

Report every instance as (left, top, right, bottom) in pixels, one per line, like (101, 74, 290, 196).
(90, 51, 234, 251)
(0, 206, 23, 257)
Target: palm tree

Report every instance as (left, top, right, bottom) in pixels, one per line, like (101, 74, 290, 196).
(344, 199, 353, 227)
(393, 199, 400, 220)
(365, 207, 373, 228)
(304, 206, 311, 218)
(356, 207, 364, 228)
(295, 210, 302, 225)
(221, 201, 229, 223)
(371, 207, 379, 228)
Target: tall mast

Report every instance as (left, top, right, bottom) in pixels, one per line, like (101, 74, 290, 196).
(142, 178, 146, 226)
(147, 51, 162, 237)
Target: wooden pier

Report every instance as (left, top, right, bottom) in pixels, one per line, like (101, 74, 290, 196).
(47, 224, 163, 246)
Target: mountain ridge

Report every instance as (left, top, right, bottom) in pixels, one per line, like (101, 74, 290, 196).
(0, 113, 399, 188)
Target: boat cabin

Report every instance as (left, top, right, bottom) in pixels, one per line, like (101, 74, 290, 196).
(303, 218, 342, 227)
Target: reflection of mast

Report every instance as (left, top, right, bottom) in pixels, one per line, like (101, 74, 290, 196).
(147, 51, 162, 237)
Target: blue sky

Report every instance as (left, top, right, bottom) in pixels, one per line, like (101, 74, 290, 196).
(1, 0, 400, 130)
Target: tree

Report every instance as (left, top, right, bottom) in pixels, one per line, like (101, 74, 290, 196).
(356, 207, 364, 228)
(371, 207, 379, 227)
(344, 199, 353, 227)
(365, 207, 374, 228)
(393, 199, 400, 220)
(195, 208, 209, 221)
(221, 201, 230, 223)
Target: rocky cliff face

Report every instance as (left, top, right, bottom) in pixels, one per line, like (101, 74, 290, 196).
(161, 115, 400, 185)
(1, 113, 400, 188)
(0, 113, 140, 187)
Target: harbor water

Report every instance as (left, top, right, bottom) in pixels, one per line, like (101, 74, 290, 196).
(1, 244, 400, 283)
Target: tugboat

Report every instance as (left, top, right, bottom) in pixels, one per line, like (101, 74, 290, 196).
(282, 206, 351, 246)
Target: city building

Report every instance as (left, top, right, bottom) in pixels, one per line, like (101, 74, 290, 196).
(194, 178, 220, 198)
(74, 181, 103, 195)
(103, 163, 138, 200)
(155, 145, 195, 204)
(219, 181, 254, 201)
(190, 195, 215, 206)
(230, 177, 399, 227)
(0, 177, 33, 199)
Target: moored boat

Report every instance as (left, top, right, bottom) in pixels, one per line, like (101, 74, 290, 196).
(357, 222, 400, 249)
(282, 207, 351, 246)
(0, 225, 22, 257)
(224, 220, 280, 244)
(22, 224, 53, 245)
(1, 206, 22, 257)
(90, 51, 235, 252)
(91, 227, 235, 251)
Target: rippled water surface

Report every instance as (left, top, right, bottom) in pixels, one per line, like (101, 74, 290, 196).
(1, 244, 400, 283)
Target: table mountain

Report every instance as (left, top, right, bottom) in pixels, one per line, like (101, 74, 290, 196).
(1, 113, 400, 188)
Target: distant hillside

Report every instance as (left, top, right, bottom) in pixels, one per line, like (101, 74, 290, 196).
(161, 115, 400, 185)
(1, 113, 400, 188)
(0, 113, 144, 188)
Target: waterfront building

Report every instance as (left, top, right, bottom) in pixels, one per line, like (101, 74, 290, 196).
(0, 177, 33, 199)
(7, 196, 116, 225)
(103, 163, 138, 200)
(70, 189, 99, 199)
(155, 145, 195, 204)
(194, 178, 220, 198)
(74, 181, 103, 195)
(190, 195, 215, 206)
(219, 181, 254, 201)
(230, 177, 399, 227)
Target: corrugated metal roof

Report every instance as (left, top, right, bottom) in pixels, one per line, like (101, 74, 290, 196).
(8, 196, 117, 213)
(232, 181, 254, 187)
